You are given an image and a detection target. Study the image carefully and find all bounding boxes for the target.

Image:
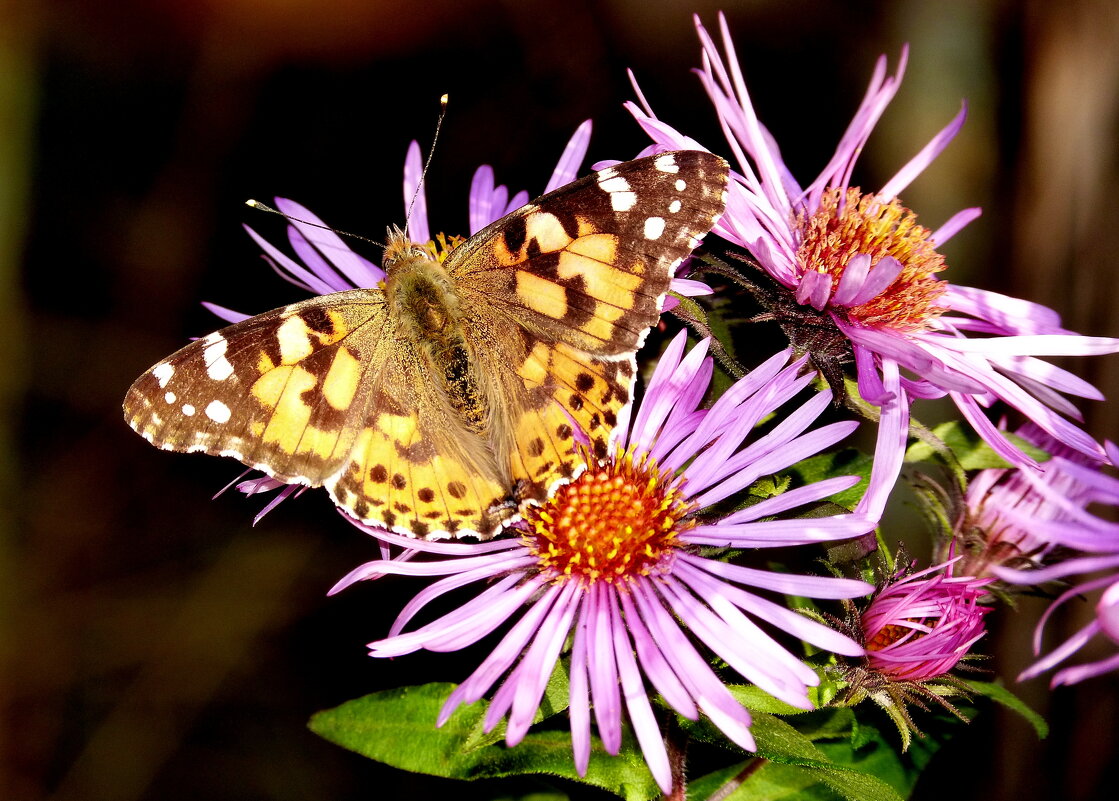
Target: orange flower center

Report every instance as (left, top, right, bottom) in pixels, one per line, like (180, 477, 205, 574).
(522, 452, 693, 586)
(795, 187, 949, 332)
(865, 621, 923, 651)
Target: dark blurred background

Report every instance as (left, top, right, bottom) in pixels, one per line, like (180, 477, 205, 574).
(2, 1, 1117, 799)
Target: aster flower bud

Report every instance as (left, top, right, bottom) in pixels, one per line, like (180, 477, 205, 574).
(833, 557, 993, 750)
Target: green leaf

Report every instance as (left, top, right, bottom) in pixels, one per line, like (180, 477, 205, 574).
(688, 759, 839, 800)
(688, 755, 905, 801)
(465, 656, 572, 750)
(730, 684, 818, 717)
(904, 421, 1051, 470)
(786, 448, 873, 509)
(310, 683, 660, 800)
(963, 679, 1049, 738)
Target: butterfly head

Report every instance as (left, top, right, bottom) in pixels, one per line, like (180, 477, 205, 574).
(382, 225, 436, 271)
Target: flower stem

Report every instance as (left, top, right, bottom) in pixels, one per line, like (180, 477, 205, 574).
(708, 757, 767, 801)
(664, 713, 689, 801)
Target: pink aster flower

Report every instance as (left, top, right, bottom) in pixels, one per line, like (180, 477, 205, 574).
(625, 13, 1119, 519)
(330, 331, 876, 793)
(832, 556, 992, 750)
(992, 441, 1119, 686)
(861, 560, 993, 682)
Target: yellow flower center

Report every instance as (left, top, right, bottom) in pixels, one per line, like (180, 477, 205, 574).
(522, 452, 693, 587)
(795, 187, 949, 332)
(432, 232, 465, 262)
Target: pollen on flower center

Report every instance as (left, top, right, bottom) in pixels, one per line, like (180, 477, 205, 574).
(523, 452, 692, 586)
(796, 187, 949, 331)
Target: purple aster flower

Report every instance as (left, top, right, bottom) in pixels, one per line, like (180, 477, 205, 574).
(861, 560, 993, 682)
(992, 441, 1119, 686)
(329, 331, 876, 793)
(624, 13, 1119, 520)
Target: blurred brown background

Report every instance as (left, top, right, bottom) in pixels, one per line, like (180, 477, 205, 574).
(2, 0, 1117, 799)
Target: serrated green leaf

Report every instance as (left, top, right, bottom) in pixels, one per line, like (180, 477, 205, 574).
(752, 713, 833, 764)
(689, 759, 841, 800)
(788, 708, 859, 743)
(810, 762, 906, 801)
(904, 421, 1051, 469)
(963, 679, 1049, 738)
(309, 683, 660, 800)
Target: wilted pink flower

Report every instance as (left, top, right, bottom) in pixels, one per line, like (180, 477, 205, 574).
(625, 13, 1119, 520)
(331, 331, 875, 793)
(994, 442, 1119, 686)
(947, 423, 1105, 578)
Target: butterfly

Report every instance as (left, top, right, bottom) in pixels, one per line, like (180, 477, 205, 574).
(124, 150, 729, 538)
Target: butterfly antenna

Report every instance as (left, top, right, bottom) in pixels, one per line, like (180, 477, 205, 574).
(403, 93, 449, 240)
(244, 199, 386, 250)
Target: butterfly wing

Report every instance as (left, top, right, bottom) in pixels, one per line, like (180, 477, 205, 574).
(449, 150, 729, 499)
(124, 289, 512, 537)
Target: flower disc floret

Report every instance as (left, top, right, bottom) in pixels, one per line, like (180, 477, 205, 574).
(797, 188, 949, 331)
(524, 453, 692, 585)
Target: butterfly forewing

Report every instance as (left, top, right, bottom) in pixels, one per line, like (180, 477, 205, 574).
(124, 150, 729, 538)
(125, 291, 389, 481)
(451, 150, 729, 355)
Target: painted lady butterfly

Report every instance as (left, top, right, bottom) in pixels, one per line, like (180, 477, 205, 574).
(124, 150, 729, 538)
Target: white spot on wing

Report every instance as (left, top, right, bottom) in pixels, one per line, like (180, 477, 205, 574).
(205, 399, 231, 423)
(654, 153, 679, 173)
(675, 179, 687, 191)
(153, 362, 175, 388)
(204, 335, 235, 381)
(643, 216, 666, 240)
(599, 175, 637, 212)
(182, 403, 196, 416)
(599, 175, 631, 193)
(164, 391, 176, 404)
(668, 199, 682, 213)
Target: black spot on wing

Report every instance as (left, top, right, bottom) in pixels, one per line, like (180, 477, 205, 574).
(299, 305, 337, 335)
(504, 216, 527, 255)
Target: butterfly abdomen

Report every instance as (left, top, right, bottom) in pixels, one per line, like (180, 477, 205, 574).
(386, 250, 489, 436)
